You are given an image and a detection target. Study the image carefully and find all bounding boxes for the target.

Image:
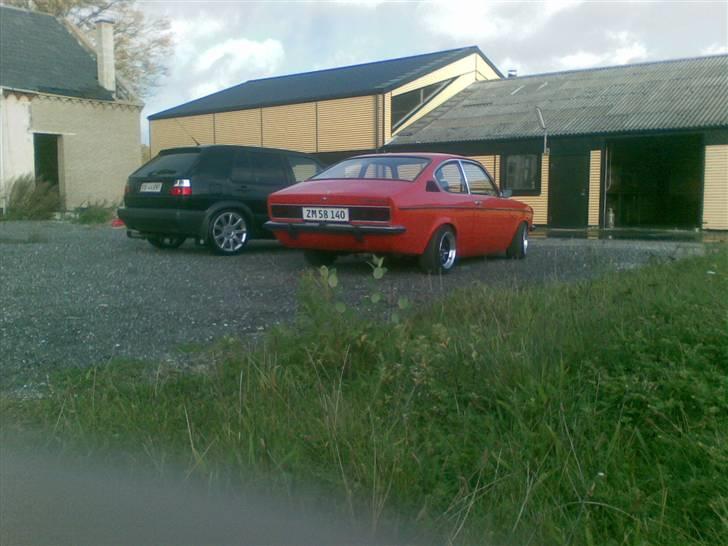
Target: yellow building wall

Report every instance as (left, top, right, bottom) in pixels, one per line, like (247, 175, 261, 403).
(261, 102, 317, 153)
(149, 115, 214, 156)
(476, 55, 501, 80)
(317, 95, 378, 152)
(703, 144, 728, 230)
(516, 155, 549, 225)
(588, 150, 602, 226)
(383, 92, 392, 143)
(214, 109, 262, 146)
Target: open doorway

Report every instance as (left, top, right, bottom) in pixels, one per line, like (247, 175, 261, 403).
(605, 135, 702, 229)
(33, 133, 60, 186)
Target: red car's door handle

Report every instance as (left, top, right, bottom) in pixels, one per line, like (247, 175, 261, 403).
(474, 200, 482, 206)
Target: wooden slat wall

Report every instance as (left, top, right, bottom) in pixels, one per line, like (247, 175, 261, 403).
(262, 102, 317, 152)
(383, 92, 392, 143)
(515, 155, 549, 225)
(588, 149, 602, 226)
(214, 109, 262, 146)
(149, 115, 214, 156)
(703, 144, 728, 230)
(317, 96, 377, 152)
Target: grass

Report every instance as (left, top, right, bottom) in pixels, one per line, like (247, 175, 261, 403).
(73, 202, 115, 224)
(1, 175, 60, 220)
(2, 248, 727, 545)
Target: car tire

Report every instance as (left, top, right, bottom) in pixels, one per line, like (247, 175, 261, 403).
(506, 222, 528, 259)
(419, 225, 457, 273)
(303, 250, 337, 267)
(208, 209, 249, 255)
(148, 235, 186, 250)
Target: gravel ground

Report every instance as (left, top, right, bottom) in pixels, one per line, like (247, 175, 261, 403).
(1, 221, 706, 387)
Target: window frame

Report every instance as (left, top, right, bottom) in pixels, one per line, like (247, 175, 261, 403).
(311, 155, 432, 183)
(501, 153, 542, 196)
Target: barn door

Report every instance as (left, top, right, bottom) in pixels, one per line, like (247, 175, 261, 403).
(548, 153, 589, 228)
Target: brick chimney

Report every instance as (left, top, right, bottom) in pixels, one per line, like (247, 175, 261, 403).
(95, 19, 116, 94)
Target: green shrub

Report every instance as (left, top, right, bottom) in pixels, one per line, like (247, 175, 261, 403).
(74, 202, 115, 224)
(2, 174, 60, 220)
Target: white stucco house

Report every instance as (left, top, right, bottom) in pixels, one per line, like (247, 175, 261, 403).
(0, 5, 142, 212)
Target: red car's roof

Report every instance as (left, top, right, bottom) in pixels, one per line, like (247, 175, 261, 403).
(350, 152, 469, 161)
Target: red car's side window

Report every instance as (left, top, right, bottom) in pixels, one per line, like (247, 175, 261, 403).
(435, 163, 467, 194)
(462, 162, 498, 196)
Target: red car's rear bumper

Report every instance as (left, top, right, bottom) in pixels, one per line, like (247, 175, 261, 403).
(265, 220, 410, 253)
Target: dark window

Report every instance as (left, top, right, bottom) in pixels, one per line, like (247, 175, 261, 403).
(196, 148, 234, 179)
(232, 151, 253, 182)
(253, 152, 289, 185)
(462, 162, 498, 196)
(133, 151, 199, 177)
(287, 154, 321, 182)
(502, 154, 541, 195)
(391, 79, 454, 128)
(435, 162, 467, 193)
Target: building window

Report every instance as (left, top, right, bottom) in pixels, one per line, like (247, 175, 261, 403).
(391, 78, 454, 129)
(502, 154, 541, 195)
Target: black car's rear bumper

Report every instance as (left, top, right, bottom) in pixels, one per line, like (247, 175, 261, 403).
(117, 207, 205, 237)
(264, 220, 406, 239)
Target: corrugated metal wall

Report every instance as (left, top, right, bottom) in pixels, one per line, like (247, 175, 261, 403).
(588, 149, 602, 226)
(703, 144, 728, 230)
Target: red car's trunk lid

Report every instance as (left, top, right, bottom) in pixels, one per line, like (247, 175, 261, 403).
(271, 179, 411, 206)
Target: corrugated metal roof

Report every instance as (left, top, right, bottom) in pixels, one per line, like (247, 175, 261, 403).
(149, 46, 501, 120)
(391, 55, 728, 145)
(0, 5, 114, 101)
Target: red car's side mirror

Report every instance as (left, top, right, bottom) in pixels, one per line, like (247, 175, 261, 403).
(425, 180, 440, 192)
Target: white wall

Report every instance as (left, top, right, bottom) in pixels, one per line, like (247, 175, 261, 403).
(0, 91, 35, 211)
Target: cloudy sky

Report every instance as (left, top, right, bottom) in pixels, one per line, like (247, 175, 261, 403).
(139, 0, 727, 139)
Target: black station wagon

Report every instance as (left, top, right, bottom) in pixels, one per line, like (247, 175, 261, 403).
(118, 145, 324, 255)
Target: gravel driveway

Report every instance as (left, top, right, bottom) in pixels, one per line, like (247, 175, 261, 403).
(0, 221, 705, 387)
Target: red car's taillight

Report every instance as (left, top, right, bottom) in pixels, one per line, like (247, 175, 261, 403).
(170, 178, 192, 196)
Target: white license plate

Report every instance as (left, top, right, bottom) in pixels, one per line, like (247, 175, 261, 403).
(140, 182, 163, 193)
(303, 207, 349, 222)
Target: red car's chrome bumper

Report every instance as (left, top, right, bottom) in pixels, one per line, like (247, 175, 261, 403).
(264, 221, 406, 240)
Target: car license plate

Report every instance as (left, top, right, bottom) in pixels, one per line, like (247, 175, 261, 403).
(303, 207, 349, 222)
(140, 182, 163, 193)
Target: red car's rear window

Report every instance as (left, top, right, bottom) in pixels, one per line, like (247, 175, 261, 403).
(311, 156, 430, 182)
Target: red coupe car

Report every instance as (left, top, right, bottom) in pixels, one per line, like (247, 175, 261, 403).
(265, 153, 533, 273)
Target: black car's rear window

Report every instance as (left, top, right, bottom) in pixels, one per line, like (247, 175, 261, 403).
(133, 151, 200, 177)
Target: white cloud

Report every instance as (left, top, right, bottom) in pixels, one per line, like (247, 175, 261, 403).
(419, 0, 583, 41)
(701, 43, 728, 55)
(554, 30, 648, 70)
(190, 38, 284, 99)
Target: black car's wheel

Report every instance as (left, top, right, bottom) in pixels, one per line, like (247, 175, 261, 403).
(303, 250, 337, 267)
(208, 209, 248, 255)
(419, 226, 457, 273)
(506, 222, 528, 259)
(147, 235, 186, 250)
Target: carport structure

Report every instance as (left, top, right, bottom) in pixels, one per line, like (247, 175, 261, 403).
(388, 55, 728, 231)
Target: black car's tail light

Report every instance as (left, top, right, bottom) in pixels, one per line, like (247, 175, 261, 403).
(170, 179, 192, 196)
